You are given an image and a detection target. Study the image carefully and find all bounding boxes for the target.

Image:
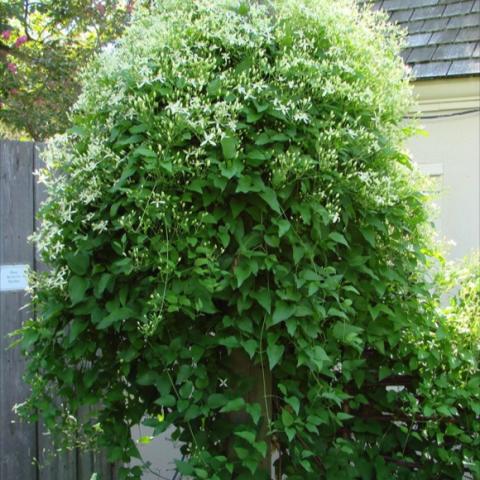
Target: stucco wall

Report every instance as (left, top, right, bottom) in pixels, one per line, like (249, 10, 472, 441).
(408, 77, 480, 261)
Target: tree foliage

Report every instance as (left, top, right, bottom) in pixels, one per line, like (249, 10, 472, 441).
(17, 1, 479, 479)
(0, 0, 135, 140)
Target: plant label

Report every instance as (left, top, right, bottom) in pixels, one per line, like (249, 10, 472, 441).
(0, 265, 28, 292)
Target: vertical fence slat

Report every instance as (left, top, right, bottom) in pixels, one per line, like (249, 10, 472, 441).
(77, 448, 94, 480)
(1, 140, 117, 480)
(0, 141, 38, 480)
(34, 144, 78, 480)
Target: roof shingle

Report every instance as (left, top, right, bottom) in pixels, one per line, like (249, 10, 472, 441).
(362, 0, 480, 78)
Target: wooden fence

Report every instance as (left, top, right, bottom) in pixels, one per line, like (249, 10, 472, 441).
(0, 141, 115, 480)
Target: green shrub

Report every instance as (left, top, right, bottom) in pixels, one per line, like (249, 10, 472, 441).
(416, 254, 480, 479)
(18, 1, 479, 479)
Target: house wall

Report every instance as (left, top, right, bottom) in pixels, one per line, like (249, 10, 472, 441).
(408, 76, 480, 261)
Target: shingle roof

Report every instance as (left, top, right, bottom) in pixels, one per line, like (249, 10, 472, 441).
(363, 0, 480, 79)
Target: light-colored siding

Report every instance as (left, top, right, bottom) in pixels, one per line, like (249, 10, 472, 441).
(409, 77, 480, 260)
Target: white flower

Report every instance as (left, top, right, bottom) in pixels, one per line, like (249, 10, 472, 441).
(294, 112, 310, 124)
(200, 132, 216, 147)
(92, 220, 109, 234)
(166, 101, 185, 116)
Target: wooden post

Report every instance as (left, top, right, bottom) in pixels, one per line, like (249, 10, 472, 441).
(228, 349, 272, 477)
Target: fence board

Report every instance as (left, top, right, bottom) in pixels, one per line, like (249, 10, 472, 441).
(0, 141, 37, 480)
(33, 144, 79, 480)
(1, 140, 116, 480)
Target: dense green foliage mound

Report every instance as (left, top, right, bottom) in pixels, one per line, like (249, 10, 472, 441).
(18, 1, 479, 479)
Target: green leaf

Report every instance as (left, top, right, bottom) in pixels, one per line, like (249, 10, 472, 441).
(115, 134, 143, 147)
(133, 146, 156, 158)
(236, 174, 265, 193)
(246, 403, 262, 424)
(234, 430, 256, 444)
(220, 398, 246, 413)
(293, 244, 305, 264)
(242, 339, 258, 359)
(94, 273, 112, 298)
(208, 393, 227, 409)
(267, 343, 285, 370)
(332, 322, 363, 343)
(245, 148, 269, 166)
(112, 167, 136, 191)
(311, 346, 330, 370)
(272, 301, 295, 325)
(281, 408, 295, 427)
(207, 78, 222, 96)
(20, 328, 39, 349)
(270, 133, 290, 142)
(107, 446, 124, 462)
(68, 276, 89, 305)
(233, 446, 249, 460)
(285, 317, 297, 336)
(160, 160, 173, 174)
(129, 124, 148, 134)
(185, 405, 202, 421)
(238, 2, 250, 15)
(175, 461, 194, 475)
(235, 55, 253, 74)
(251, 289, 271, 313)
(437, 405, 452, 417)
(423, 405, 434, 417)
(221, 136, 238, 159)
(379, 366, 391, 381)
(361, 227, 376, 247)
(156, 374, 171, 396)
(219, 336, 240, 349)
(194, 468, 209, 479)
(218, 228, 230, 248)
(69, 319, 88, 342)
(255, 132, 271, 145)
(235, 262, 251, 287)
(246, 109, 263, 123)
(259, 188, 281, 214)
(220, 158, 243, 178)
(277, 219, 290, 237)
(445, 424, 462, 437)
(155, 394, 176, 407)
(286, 396, 300, 415)
(179, 382, 193, 399)
(329, 232, 349, 247)
(137, 370, 158, 385)
(231, 198, 246, 217)
(66, 252, 89, 275)
(69, 125, 88, 137)
(254, 441, 267, 457)
(96, 307, 133, 329)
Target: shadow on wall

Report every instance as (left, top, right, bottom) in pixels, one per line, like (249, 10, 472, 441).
(131, 426, 183, 480)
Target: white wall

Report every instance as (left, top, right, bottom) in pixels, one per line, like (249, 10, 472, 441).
(409, 77, 480, 261)
(131, 425, 182, 480)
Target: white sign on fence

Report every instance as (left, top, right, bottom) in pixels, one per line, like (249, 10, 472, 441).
(0, 265, 28, 292)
